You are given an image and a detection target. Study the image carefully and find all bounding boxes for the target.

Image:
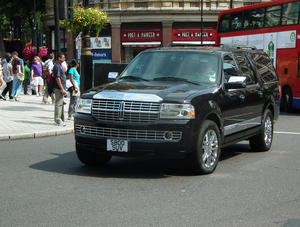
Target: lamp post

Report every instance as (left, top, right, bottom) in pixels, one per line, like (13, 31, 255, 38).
(80, 0, 93, 92)
(54, 0, 60, 58)
(200, 0, 203, 44)
(230, 0, 233, 9)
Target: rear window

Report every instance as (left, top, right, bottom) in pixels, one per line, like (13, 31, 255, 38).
(248, 53, 277, 82)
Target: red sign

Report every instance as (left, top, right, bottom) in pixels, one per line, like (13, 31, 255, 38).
(172, 29, 216, 42)
(121, 29, 162, 42)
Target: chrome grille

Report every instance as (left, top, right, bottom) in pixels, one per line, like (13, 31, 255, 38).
(92, 99, 160, 122)
(75, 125, 182, 142)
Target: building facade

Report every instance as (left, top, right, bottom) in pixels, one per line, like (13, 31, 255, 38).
(44, 0, 269, 63)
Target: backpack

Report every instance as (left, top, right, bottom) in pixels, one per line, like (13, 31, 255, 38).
(42, 65, 51, 80)
(47, 75, 55, 95)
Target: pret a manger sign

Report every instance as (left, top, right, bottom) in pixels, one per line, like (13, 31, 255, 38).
(121, 30, 162, 42)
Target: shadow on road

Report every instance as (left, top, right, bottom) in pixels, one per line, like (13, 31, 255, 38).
(30, 142, 252, 179)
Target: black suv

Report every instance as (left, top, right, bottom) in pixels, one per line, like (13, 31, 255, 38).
(74, 45, 280, 174)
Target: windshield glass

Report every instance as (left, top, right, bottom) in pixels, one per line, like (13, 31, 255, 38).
(120, 51, 220, 84)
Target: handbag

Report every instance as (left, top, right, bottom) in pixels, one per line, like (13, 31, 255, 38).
(16, 66, 24, 82)
(17, 72, 24, 82)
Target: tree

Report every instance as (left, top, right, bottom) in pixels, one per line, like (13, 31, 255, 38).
(0, 0, 45, 55)
(60, 6, 109, 37)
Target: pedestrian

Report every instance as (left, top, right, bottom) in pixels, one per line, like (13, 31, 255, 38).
(52, 53, 67, 126)
(11, 51, 24, 77)
(10, 58, 23, 101)
(42, 53, 55, 104)
(23, 61, 30, 95)
(67, 59, 80, 120)
(0, 53, 13, 100)
(30, 56, 44, 96)
(0, 57, 4, 93)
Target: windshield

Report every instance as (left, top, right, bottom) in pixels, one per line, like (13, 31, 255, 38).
(120, 51, 220, 84)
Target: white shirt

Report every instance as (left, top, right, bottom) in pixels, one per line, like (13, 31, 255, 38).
(61, 61, 68, 73)
(44, 59, 54, 73)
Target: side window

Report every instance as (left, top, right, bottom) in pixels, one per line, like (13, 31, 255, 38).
(282, 2, 300, 25)
(231, 12, 243, 31)
(248, 53, 277, 83)
(234, 53, 256, 85)
(265, 5, 282, 28)
(223, 54, 239, 82)
(244, 8, 265, 29)
(219, 14, 231, 33)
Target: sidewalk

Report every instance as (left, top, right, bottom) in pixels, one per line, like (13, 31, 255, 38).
(0, 94, 74, 141)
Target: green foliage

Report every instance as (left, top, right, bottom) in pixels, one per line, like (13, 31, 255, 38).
(60, 6, 109, 37)
(0, 0, 45, 42)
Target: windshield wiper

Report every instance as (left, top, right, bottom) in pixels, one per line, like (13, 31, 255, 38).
(153, 77, 200, 85)
(119, 75, 149, 81)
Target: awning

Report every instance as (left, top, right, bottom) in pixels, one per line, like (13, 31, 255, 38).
(122, 42, 161, 48)
(172, 41, 215, 45)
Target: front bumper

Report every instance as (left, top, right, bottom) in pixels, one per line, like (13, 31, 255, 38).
(74, 113, 197, 157)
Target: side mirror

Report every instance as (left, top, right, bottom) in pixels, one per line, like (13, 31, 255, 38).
(108, 72, 118, 82)
(224, 76, 247, 90)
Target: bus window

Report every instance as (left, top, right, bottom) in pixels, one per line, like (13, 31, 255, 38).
(282, 2, 299, 25)
(244, 8, 265, 29)
(219, 14, 231, 33)
(231, 12, 243, 31)
(265, 5, 282, 28)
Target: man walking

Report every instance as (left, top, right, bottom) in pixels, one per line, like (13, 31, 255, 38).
(0, 53, 13, 100)
(52, 53, 67, 126)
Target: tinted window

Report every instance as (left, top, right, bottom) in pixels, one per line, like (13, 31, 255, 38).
(248, 53, 277, 82)
(234, 53, 256, 85)
(282, 2, 300, 25)
(223, 54, 239, 82)
(244, 8, 265, 29)
(265, 5, 281, 27)
(219, 14, 231, 33)
(231, 12, 243, 31)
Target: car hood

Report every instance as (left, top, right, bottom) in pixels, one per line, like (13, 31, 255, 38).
(83, 81, 216, 103)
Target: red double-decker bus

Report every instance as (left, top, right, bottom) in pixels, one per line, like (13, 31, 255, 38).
(216, 0, 300, 111)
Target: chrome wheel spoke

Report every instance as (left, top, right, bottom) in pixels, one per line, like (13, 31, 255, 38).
(264, 116, 273, 146)
(201, 129, 219, 169)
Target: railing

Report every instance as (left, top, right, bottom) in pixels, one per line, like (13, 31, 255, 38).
(87, 0, 247, 11)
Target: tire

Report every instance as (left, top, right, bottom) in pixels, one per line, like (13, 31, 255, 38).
(249, 109, 273, 152)
(280, 88, 293, 112)
(189, 120, 221, 174)
(76, 143, 112, 166)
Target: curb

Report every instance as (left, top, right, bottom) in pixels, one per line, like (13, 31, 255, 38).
(0, 128, 74, 141)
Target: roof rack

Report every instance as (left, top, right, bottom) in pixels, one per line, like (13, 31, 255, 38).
(166, 43, 223, 48)
(226, 44, 257, 50)
(166, 42, 257, 50)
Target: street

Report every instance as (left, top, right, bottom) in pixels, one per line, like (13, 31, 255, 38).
(1, 112, 300, 227)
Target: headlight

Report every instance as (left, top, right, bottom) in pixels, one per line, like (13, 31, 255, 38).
(160, 103, 195, 119)
(77, 98, 92, 114)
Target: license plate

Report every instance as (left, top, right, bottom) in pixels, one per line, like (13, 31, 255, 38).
(107, 139, 128, 152)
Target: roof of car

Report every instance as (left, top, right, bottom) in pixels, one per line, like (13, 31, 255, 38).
(144, 44, 264, 55)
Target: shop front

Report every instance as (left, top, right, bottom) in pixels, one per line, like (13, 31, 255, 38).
(172, 29, 216, 45)
(121, 29, 162, 63)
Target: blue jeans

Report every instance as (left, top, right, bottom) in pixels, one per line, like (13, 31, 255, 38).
(11, 78, 22, 97)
